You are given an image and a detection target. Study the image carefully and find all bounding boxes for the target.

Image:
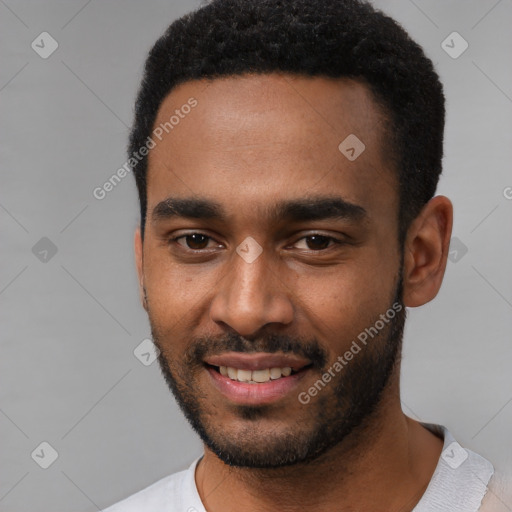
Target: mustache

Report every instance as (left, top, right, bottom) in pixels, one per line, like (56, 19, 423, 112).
(183, 331, 328, 370)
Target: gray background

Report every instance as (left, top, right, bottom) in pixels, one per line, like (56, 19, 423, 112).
(1, 1, 511, 511)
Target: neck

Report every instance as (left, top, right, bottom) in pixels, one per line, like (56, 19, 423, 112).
(195, 382, 443, 512)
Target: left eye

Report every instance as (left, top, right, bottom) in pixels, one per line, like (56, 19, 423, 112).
(173, 233, 220, 250)
(293, 235, 340, 251)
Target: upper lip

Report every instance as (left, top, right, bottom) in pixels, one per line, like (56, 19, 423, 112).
(204, 352, 312, 371)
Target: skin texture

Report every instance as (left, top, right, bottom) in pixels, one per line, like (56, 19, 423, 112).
(134, 74, 453, 511)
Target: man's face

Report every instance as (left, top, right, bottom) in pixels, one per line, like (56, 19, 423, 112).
(137, 74, 405, 468)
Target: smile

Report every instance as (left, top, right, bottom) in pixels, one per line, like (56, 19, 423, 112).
(203, 353, 313, 404)
(210, 365, 301, 383)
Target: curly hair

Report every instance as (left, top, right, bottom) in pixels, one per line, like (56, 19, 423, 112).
(130, 0, 445, 243)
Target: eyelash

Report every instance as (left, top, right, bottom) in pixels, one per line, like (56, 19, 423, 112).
(168, 232, 344, 252)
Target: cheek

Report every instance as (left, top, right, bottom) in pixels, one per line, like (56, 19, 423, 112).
(291, 256, 398, 344)
(144, 253, 220, 323)
(295, 278, 379, 330)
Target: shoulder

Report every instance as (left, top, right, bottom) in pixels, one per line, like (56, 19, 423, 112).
(479, 466, 512, 512)
(102, 458, 203, 512)
(414, 423, 495, 511)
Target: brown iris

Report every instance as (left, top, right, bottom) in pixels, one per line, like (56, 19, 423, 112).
(304, 235, 331, 250)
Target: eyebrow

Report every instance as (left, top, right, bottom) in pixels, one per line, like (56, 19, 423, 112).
(151, 196, 367, 224)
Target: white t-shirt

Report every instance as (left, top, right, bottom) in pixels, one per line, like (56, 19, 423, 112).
(103, 423, 494, 512)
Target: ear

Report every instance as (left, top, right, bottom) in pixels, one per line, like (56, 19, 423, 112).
(134, 227, 148, 311)
(402, 195, 453, 307)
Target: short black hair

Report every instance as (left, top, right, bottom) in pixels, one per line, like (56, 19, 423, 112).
(130, 0, 445, 243)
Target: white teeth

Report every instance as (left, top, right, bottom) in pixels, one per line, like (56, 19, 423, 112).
(270, 367, 282, 379)
(252, 369, 270, 383)
(218, 366, 295, 383)
(237, 369, 252, 382)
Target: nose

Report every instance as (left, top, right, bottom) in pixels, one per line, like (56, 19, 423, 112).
(209, 247, 294, 337)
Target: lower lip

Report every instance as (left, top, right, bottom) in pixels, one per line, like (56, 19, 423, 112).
(206, 366, 310, 405)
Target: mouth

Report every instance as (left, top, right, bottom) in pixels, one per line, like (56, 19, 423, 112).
(205, 363, 309, 383)
(203, 352, 313, 405)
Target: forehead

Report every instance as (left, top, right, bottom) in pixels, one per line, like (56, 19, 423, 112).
(146, 73, 397, 223)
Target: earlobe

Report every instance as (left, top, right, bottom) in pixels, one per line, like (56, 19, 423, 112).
(134, 227, 148, 311)
(402, 196, 453, 308)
